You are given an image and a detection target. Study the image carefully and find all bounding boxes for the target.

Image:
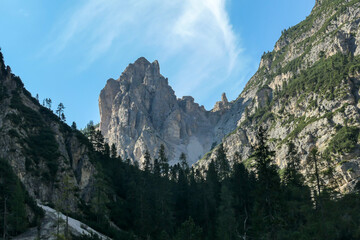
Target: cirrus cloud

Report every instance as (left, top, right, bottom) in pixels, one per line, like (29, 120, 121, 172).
(44, 0, 249, 108)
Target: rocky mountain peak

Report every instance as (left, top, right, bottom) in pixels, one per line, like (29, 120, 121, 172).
(118, 57, 163, 87)
(99, 58, 228, 164)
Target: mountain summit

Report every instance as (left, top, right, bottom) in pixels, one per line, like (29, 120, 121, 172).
(99, 57, 229, 165)
(100, 0, 360, 190)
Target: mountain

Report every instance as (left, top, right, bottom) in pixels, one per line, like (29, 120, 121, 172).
(0, 50, 111, 239)
(3, 0, 360, 239)
(99, 0, 360, 191)
(203, 0, 360, 191)
(0, 52, 97, 203)
(99, 57, 233, 165)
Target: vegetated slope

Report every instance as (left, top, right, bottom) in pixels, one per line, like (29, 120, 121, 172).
(199, 0, 360, 191)
(0, 50, 97, 204)
(0, 50, 118, 239)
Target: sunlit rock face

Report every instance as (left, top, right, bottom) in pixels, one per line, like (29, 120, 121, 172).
(0, 53, 97, 207)
(198, 0, 360, 192)
(99, 57, 232, 165)
(100, 1, 360, 191)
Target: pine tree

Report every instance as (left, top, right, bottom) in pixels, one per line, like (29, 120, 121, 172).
(9, 180, 27, 235)
(61, 113, 66, 122)
(231, 162, 252, 239)
(215, 143, 230, 180)
(94, 130, 105, 152)
(103, 143, 110, 157)
(45, 98, 52, 110)
(204, 160, 220, 239)
(251, 126, 281, 239)
(216, 184, 237, 240)
(306, 147, 322, 210)
(153, 158, 161, 176)
(283, 141, 302, 186)
(91, 173, 109, 225)
(174, 217, 202, 240)
(56, 103, 65, 119)
(179, 152, 188, 171)
(110, 143, 117, 159)
(143, 150, 152, 172)
(158, 144, 169, 177)
(71, 121, 77, 130)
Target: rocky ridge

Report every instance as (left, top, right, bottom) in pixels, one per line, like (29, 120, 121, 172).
(99, 57, 231, 165)
(100, 0, 360, 190)
(199, 0, 360, 191)
(0, 52, 98, 211)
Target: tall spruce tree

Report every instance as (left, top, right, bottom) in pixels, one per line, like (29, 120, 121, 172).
(215, 143, 230, 180)
(158, 144, 169, 177)
(143, 150, 152, 172)
(216, 184, 237, 240)
(110, 143, 117, 159)
(251, 126, 281, 239)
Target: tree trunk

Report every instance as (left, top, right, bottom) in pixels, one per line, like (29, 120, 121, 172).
(3, 196, 7, 240)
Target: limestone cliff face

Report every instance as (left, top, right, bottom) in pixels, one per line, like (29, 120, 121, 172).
(100, 0, 360, 190)
(199, 0, 360, 191)
(0, 53, 97, 207)
(99, 57, 226, 165)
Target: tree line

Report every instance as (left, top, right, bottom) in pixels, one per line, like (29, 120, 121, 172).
(71, 126, 360, 240)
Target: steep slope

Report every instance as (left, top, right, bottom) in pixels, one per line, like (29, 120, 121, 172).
(99, 57, 228, 165)
(0, 50, 104, 237)
(200, 0, 360, 191)
(99, 0, 360, 190)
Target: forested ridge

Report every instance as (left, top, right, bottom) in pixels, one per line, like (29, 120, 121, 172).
(70, 125, 360, 240)
(2, 0, 360, 236)
(3, 105, 360, 239)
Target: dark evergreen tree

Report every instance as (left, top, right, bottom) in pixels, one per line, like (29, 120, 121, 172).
(215, 143, 230, 180)
(204, 160, 220, 240)
(231, 162, 252, 239)
(251, 126, 281, 239)
(216, 184, 237, 240)
(71, 121, 77, 130)
(179, 152, 188, 171)
(143, 150, 152, 172)
(110, 143, 117, 159)
(306, 147, 322, 210)
(56, 103, 65, 118)
(153, 158, 161, 177)
(61, 112, 66, 122)
(158, 144, 169, 177)
(174, 217, 202, 240)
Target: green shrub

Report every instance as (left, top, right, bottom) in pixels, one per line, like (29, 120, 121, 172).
(326, 126, 360, 154)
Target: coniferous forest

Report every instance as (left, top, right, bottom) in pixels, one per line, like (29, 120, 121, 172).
(61, 125, 360, 239)
(0, 49, 360, 240)
(2, 1, 360, 238)
(1, 114, 360, 239)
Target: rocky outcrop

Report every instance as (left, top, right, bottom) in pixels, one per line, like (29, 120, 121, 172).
(99, 58, 226, 165)
(99, 0, 360, 190)
(198, 0, 360, 191)
(0, 52, 97, 207)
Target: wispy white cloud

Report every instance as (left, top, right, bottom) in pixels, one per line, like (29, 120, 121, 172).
(44, 0, 248, 107)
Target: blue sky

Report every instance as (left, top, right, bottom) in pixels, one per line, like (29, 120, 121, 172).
(0, 0, 314, 128)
